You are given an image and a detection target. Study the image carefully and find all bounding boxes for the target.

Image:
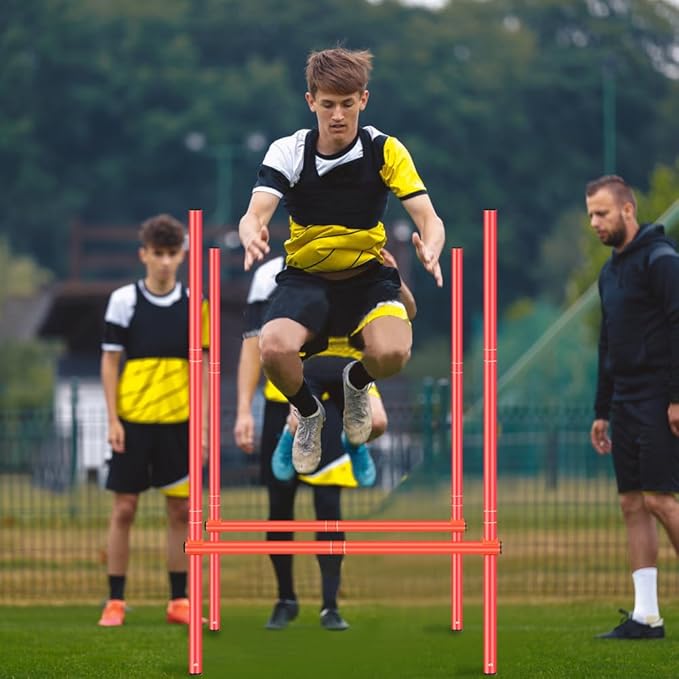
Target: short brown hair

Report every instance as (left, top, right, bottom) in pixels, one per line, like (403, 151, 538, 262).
(138, 214, 185, 249)
(585, 175, 637, 210)
(305, 47, 373, 96)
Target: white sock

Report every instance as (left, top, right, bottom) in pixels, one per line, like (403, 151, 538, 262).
(632, 567, 661, 624)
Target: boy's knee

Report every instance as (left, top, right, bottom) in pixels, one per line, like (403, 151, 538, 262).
(643, 492, 675, 519)
(371, 346, 411, 376)
(113, 500, 137, 526)
(167, 498, 189, 524)
(259, 331, 294, 367)
(619, 492, 644, 517)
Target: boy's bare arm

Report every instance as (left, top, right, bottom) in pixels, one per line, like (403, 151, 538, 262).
(234, 336, 262, 453)
(402, 193, 445, 287)
(239, 192, 279, 270)
(101, 350, 124, 452)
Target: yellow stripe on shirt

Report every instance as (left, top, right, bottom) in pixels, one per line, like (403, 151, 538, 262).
(284, 221, 386, 273)
(118, 357, 190, 423)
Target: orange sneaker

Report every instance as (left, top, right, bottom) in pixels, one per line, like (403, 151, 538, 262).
(166, 597, 208, 625)
(98, 599, 126, 627)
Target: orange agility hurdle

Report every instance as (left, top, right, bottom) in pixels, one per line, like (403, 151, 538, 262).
(184, 209, 501, 675)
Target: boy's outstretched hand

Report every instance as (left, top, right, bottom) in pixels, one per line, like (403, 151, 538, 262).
(243, 225, 270, 271)
(412, 232, 443, 287)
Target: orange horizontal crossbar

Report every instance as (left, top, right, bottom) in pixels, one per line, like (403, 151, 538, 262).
(185, 539, 501, 556)
(205, 519, 466, 533)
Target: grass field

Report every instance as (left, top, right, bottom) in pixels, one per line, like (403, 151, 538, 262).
(1, 602, 677, 678)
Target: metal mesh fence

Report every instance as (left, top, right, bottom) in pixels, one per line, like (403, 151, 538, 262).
(1, 382, 677, 605)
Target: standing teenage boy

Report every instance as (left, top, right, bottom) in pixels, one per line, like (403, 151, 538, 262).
(98, 214, 208, 627)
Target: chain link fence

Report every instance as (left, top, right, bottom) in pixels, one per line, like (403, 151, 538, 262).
(2, 380, 676, 605)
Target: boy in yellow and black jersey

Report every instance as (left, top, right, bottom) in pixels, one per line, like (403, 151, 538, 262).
(238, 47, 445, 479)
(98, 214, 209, 628)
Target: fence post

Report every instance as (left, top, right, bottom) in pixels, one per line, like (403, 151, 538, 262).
(421, 378, 434, 467)
(437, 378, 450, 468)
(545, 428, 558, 490)
(69, 377, 79, 516)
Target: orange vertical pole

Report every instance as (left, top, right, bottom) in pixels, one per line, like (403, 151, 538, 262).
(483, 209, 498, 675)
(188, 210, 203, 675)
(451, 248, 464, 631)
(208, 248, 221, 631)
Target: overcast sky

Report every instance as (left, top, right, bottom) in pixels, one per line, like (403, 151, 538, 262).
(399, 0, 679, 10)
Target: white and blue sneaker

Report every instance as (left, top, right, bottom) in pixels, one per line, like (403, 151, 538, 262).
(271, 425, 295, 481)
(342, 431, 376, 487)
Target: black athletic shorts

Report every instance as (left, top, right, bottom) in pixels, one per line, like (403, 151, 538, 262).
(610, 397, 679, 493)
(262, 262, 402, 357)
(105, 420, 189, 495)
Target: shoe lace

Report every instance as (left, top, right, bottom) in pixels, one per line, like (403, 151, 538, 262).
(295, 410, 320, 451)
(346, 393, 369, 426)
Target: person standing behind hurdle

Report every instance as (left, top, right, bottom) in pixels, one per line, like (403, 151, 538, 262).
(234, 251, 416, 631)
(98, 214, 209, 627)
(238, 46, 444, 478)
(587, 175, 679, 639)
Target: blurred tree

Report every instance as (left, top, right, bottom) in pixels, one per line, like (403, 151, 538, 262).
(0, 238, 52, 310)
(1, 0, 678, 343)
(0, 239, 59, 409)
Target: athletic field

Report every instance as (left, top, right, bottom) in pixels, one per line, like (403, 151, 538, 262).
(1, 602, 676, 678)
(3, 478, 678, 677)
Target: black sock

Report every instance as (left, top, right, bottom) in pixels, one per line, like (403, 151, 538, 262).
(321, 573, 340, 611)
(317, 554, 342, 610)
(169, 571, 187, 600)
(108, 574, 125, 600)
(269, 554, 296, 601)
(348, 361, 374, 390)
(286, 381, 317, 417)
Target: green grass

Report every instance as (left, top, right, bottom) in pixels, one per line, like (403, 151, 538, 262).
(1, 602, 677, 678)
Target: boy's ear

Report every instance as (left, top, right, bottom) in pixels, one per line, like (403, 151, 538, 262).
(138, 246, 147, 263)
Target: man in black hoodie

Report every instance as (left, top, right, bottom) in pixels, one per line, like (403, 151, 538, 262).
(587, 174, 679, 639)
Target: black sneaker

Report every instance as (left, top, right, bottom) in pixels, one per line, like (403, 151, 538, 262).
(320, 608, 350, 631)
(265, 600, 299, 630)
(597, 609, 665, 639)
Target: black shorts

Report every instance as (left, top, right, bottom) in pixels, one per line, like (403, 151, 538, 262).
(105, 420, 189, 495)
(610, 398, 679, 493)
(263, 263, 402, 357)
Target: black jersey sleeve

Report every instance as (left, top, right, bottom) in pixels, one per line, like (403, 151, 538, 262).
(254, 165, 291, 196)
